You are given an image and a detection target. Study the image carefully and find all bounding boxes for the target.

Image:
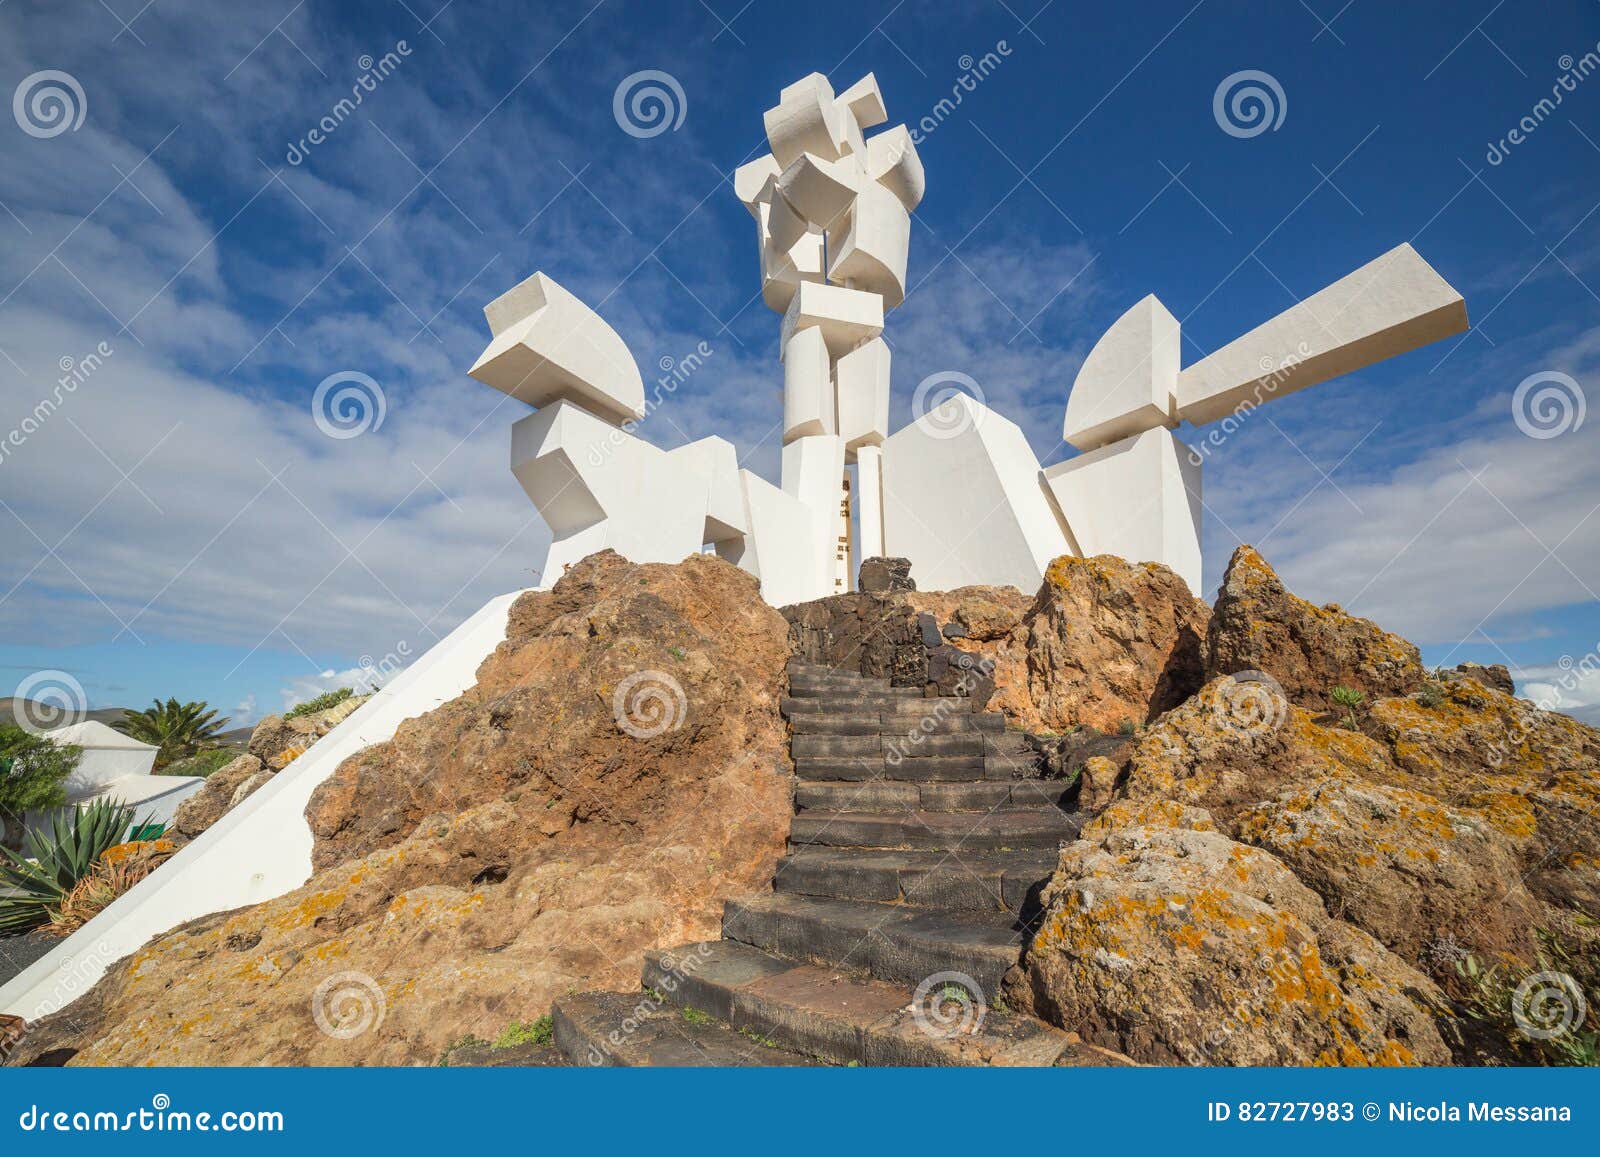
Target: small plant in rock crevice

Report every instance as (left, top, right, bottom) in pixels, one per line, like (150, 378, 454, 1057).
(1330, 685, 1367, 730)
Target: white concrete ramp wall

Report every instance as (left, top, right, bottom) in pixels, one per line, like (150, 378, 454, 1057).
(0, 591, 522, 1023)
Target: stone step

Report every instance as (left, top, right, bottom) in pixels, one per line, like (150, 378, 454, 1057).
(784, 683, 923, 702)
(787, 660, 870, 679)
(775, 848, 1058, 913)
(723, 893, 1026, 1001)
(551, 990, 823, 1067)
(792, 732, 985, 759)
(787, 710, 1006, 736)
(795, 779, 1071, 813)
(790, 809, 1081, 851)
(792, 754, 1049, 782)
(641, 940, 1096, 1067)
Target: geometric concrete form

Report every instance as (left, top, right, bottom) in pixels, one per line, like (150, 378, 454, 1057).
(882, 393, 1073, 593)
(735, 154, 782, 217)
(865, 125, 925, 212)
(510, 401, 706, 585)
(668, 434, 747, 542)
(1043, 427, 1203, 594)
(783, 325, 836, 441)
(855, 443, 886, 564)
(835, 336, 891, 451)
(776, 152, 862, 231)
(780, 281, 884, 359)
(758, 205, 825, 313)
(1064, 294, 1180, 452)
(1176, 243, 1469, 426)
(469, 272, 645, 425)
(0, 590, 520, 1023)
(827, 180, 910, 307)
(764, 73, 846, 166)
(729, 469, 831, 607)
(838, 73, 888, 131)
(782, 434, 850, 596)
(761, 184, 811, 257)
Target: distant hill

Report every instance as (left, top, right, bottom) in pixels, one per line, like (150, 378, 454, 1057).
(0, 700, 130, 731)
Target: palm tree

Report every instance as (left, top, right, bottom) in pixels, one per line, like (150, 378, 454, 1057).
(114, 698, 230, 771)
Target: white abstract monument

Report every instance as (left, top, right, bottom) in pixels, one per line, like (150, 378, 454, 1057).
(0, 67, 1471, 1029)
(468, 73, 1468, 602)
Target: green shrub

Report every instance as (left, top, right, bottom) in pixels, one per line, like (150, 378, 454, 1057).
(0, 797, 139, 934)
(160, 748, 239, 778)
(0, 723, 80, 845)
(494, 1016, 554, 1049)
(1416, 682, 1448, 710)
(285, 688, 354, 720)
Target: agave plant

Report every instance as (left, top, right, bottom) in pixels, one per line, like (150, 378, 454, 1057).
(0, 797, 139, 935)
(114, 698, 230, 770)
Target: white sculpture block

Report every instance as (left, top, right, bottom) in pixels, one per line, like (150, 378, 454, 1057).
(782, 434, 849, 595)
(734, 154, 781, 217)
(730, 469, 830, 606)
(758, 202, 825, 313)
(835, 336, 891, 450)
(1064, 294, 1180, 451)
(882, 394, 1072, 592)
(780, 280, 884, 358)
(761, 182, 810, 256)
(510, 401, 706, 583)
(470, 272, 645, 426)
(827, 180, 910, 307)
(865, 125, 925, 212)
(669, 435, 747, 542)
(838, 73, 888, 130)
(776, 152, 863, 231)
(1176, 243, 1469, 425)
(764, 73, 845, 166)
(856, 443, 886, 562)
(1043, 428, 1203, 595)
(783, 325, 836, 441)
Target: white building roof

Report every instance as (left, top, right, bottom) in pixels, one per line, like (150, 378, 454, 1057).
(69, 773, 204, 809)
(49, 719, 156, 752)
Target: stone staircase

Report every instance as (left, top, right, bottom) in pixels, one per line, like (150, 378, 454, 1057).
(548, 660, 1105, 1067)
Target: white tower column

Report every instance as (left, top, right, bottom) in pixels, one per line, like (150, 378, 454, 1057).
(856, 444, 885, 564)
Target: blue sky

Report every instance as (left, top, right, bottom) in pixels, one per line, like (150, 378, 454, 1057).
(1, 0, 1597, 726)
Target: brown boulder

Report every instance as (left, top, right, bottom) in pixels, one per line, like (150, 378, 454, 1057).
(1207, 546, 1424, 710)
(170, 754, 274, 843)
(1008, 800, 1450, 1066)
(9, 551, 792, 1066)
(246, 694, 368, 770)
